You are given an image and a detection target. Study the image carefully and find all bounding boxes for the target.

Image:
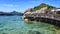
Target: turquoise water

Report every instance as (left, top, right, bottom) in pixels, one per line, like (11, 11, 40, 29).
(0, 16, 59, 34)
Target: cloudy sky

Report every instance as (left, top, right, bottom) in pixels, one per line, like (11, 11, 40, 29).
(0, 0, 60, 13)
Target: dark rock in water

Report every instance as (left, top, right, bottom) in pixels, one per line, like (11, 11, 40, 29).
(0, 25, 4, 28)
(2, 32, 8, 34)
(0, 24, 4, 28)
(0, 23, 5, 28)
(0, 23, 2, 25)
(19, 32, 23, 34)
(0, 29, 4, 32)
(12, 20, 16, 21)
(4, 28, 8, 30)
(4, 28, 14, 31)
(0, 23, 3, 25)
(34, 31, 41, 34)
(27, 30, 41, 34)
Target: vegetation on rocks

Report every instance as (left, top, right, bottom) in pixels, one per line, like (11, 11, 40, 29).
(33, 3, 56, 10)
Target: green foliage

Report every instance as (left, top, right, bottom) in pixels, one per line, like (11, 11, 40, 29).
(33, 3, 56, 10)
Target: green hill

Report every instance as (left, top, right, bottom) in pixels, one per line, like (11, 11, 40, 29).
(33, 3, 56, 10)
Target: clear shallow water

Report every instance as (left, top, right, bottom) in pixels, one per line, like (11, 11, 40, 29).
(0, 16, 60, 34)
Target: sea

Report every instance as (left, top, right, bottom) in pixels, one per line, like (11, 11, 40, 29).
(0, 16, 60, 34)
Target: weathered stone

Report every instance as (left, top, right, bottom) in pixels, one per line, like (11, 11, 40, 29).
(24, 8, 34, 13)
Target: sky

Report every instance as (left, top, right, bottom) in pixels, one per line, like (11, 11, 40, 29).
(0, 0, 60, 13)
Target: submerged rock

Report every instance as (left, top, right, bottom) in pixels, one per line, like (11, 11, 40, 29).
(19, 32, 23, 34)
(24, 19, 33, 24)
(2, 32, 8, 34)
(27, 30, 41, 34)
(56, 31, 60, 34)
(0, 23, 4, 28)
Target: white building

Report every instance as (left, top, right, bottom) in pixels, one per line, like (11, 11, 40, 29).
(51, 8, 60, 14)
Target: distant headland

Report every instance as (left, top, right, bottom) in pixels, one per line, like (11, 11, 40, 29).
(0, 11, 23, 16)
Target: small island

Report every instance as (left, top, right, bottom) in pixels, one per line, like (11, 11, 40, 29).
(23, 3, 60, 26)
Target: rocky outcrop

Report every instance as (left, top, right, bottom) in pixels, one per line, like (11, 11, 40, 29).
(23, 8, 34, 21)
(24, 8, 34, 13)
(23, 3, 57, 22)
